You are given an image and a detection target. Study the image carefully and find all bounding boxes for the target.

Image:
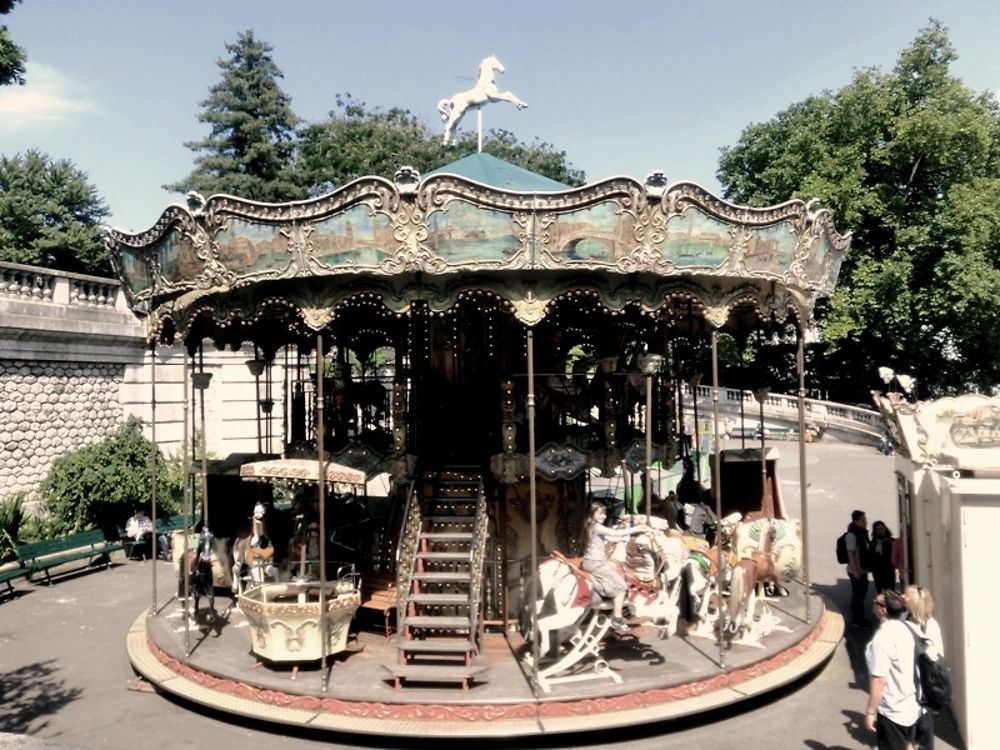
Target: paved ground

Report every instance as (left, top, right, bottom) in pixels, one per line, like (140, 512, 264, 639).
(0, 442, 965, 749)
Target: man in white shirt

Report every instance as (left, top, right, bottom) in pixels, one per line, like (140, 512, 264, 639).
(864, 589, 920, 749)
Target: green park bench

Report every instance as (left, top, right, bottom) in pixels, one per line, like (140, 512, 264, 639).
(0, 559, 31, 597)
(16, 529, 124, 585)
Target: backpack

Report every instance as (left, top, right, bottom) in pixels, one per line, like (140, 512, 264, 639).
(909, 625, 953, 711)
(836, 532, 849, 564)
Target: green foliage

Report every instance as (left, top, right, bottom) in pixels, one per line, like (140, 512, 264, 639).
(716, 20, 1000, 399)
(166, 30, 301, 202)
(0, 492, 24, 561)
(39, 417, 178, 533)
(0, 150, 111, 274)
(296, 94, 585, 194)
(0, 1, 26, 87)
(15, 513, 69, 545)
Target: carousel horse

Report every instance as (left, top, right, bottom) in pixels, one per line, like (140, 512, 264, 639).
(232, 501, 278, 594)
(526, 525, 680, 657)
(719, 516, 803, 643)
(180, 527, 216, 620)
(437, 54, 528, 145)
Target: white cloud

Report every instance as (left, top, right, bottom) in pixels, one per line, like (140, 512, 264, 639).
(0, 62, 102, 132)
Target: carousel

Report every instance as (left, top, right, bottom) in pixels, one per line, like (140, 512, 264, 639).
(111, 58, 849, 738)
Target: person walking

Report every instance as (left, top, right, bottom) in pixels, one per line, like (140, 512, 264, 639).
(846, 509, 872, 627)
(905, 585, 944, 750)
(869, 520, 899, 594)
(864, 589, 921, 749)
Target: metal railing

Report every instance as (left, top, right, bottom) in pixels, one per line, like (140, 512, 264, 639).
(681, 383, 881, 436)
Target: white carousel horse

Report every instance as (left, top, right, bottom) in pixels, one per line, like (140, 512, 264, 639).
(437, 54, 528, 145)
(232, 501, 279, 594)
(526, 524, 681, 657)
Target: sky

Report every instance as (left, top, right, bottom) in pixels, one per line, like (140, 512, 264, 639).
(2, 1, 999, 232)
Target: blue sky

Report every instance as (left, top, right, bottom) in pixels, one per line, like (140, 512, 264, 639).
(2, 1, 999, 231)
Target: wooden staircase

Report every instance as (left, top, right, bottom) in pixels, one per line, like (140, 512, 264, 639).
(386, 468, 489, 689)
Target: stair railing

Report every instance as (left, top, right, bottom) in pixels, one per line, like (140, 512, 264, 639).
(394, 478, 420, 629)
(468, 477, 489, 649)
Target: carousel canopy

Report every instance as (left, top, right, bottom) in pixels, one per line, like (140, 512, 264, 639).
(105, 154, 850, 344)
(240, 458, 366, 487)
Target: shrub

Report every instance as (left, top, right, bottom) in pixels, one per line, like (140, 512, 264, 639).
(0, 493, 25, 562)
(39, 417, 180, 533)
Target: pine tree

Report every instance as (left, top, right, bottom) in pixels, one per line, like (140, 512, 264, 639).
(1, 0, 27, 87)
(0, 150, 110, 274)
(166, 30, 300, 202)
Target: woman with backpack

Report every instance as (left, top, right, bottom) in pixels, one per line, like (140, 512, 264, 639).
(905, 585, 944, 750)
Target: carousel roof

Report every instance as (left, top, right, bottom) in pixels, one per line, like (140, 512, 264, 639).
(104, 153, 850, 343)
(424, 152, 569, 191)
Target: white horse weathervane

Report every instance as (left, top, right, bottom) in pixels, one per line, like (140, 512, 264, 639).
(438, 54, 527, 149)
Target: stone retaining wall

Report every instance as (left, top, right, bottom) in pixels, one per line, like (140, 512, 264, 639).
(0, 359, 124, 501)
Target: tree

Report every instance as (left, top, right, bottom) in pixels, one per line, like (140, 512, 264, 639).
(0, 150, 110, 274)
(166, 30, 301, 202)
(0, 0, 26, 87)
(296, 94, 585, 195)
(40, 417, 179, 534)
(717, 20, 1000, 400)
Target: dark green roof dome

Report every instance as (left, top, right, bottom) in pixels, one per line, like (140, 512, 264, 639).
(425, 152, 569, 191)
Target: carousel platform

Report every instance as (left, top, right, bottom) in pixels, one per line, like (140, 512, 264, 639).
(127, 582, 842, 739)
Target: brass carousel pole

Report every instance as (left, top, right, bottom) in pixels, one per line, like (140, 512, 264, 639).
(711, 331, 726, 668)
(644, 368, 653, 520)
(198, 345, 209, 530)
(182, 350, 191, 656)
(316, 334, 329, 692)
(797, 333, 811, 624)
(527, 328, 540, 694)
(149, 337, 158, 614)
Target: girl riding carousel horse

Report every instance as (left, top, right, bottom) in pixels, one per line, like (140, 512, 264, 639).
(581, 501, 649, 635)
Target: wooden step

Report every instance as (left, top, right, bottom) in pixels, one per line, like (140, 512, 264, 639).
(408, 592, 470, 606)
(396, 637, 475, 654)
(403, 615, 470, 629)
(411, 571, 471, 583)
(424, 515, 475, 524)
(419, 531, 474, 542)
(383, 663, 488, 685)
(416, 551, 471, 562)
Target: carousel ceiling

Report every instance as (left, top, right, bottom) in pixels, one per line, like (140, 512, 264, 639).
(105, 154, 850, 343)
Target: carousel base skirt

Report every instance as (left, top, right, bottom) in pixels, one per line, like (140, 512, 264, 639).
(127, 589, 841, 738)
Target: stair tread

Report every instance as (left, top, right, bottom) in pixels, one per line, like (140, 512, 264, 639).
(424, 515, 475, 523)
(419, 532, 474, 541)
(411, 571, 472, 581)
(383, 664, 488, 679)
(416, 551, 471, 560)
(396, 638, 475, 653)
(403, 615, 471, 628)
(408, 593, 470, 605)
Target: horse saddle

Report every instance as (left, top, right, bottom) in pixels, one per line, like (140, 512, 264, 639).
(550, 551, 604, 609)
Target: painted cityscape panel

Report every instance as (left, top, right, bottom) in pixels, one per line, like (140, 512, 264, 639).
(657, 208, 731, 267)
(551, 201, 630, 263)
(742, 221, 797, 274)
(425, 200, 521, 263)
(214, 218, 292, 275)
(155, 229, 202, 286)
(310, 205, 393, 268)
